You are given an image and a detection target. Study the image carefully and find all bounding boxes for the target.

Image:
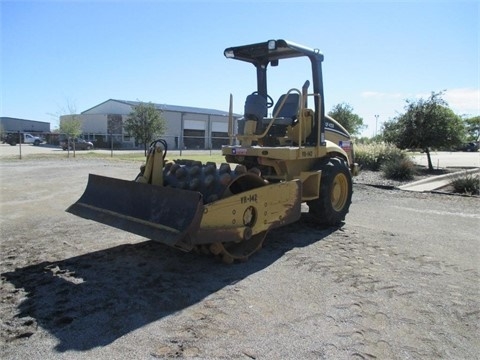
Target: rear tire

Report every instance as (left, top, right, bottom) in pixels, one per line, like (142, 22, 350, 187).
(307, 157, 352, 226)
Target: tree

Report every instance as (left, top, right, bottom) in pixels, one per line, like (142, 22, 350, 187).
(124, 102, 167, 155)
(382, 91, 464, 171)
(328, 103, 366, 136)
(59, 111, 82, 158)
(0, 123, 5, 142)
(60, 116, 82, 139)
(463, 115, 480, 141)
(50, 100, 82, 157)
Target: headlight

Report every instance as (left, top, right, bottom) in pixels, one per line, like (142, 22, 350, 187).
(224, 50, 234, 58)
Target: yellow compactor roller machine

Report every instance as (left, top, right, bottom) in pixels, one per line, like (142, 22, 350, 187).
(68, 39, 359, 263)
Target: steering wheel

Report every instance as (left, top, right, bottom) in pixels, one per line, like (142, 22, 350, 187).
(251, 91, 274, 108)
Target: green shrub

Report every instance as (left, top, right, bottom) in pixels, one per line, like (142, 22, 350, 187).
(451, 174, 480, 195)
(355, 143, 407, 171)
(381, 156, 416, 180)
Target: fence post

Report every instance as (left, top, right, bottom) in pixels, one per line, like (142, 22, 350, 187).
(18, 131, 22, 160)
(180, 113, 184, 156)
(110, 131, 113, 157)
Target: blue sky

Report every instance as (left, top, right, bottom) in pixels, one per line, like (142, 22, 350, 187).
(1, 0, 479, 136)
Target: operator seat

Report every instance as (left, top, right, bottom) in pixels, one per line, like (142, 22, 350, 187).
(272, 93, 300, 125)
(261, 93, 300, 132)
(244, 93, 267, 122)
(238, 93, 268, 135)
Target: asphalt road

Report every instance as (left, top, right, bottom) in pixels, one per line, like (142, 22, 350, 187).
(1, 143, 479, 168)
(0, 143, 216, 158)
(410, 151, 480, 168)
(0, 158, 478, 359)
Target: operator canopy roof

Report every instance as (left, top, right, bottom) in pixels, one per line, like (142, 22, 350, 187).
(224, 39, 324, 66)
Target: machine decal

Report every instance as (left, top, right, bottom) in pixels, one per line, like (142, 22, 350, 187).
(241, 194, 258, 204)
(339, 140, 352, 151)
(232, 148, 248, 155)
(301, 150, 314, 157)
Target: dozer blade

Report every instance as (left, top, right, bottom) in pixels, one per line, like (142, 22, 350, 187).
(67, 174, 204, 249)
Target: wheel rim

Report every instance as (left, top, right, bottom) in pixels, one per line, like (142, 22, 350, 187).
(215, 231, 267, 263)
(215, 169, 267, 262)
(331, 172, 349, 212)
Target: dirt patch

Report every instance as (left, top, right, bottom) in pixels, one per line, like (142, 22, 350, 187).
(1, 159, 479, 359)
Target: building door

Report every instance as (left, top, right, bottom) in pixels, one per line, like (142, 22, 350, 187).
(183, 120, 205, 149)
(211, 121, 228, 149)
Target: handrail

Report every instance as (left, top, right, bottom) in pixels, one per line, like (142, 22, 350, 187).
(237, 88, 302, 142)
(234, 80, 321, 147)
(260, 88, 302, 138)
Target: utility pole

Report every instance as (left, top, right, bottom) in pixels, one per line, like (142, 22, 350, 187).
(375, 114, 379, 137)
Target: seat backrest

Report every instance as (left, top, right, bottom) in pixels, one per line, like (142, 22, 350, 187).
(244, 93, 267, 121)
(273, 93, 300, 119)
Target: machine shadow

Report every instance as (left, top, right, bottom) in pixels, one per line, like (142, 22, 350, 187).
(2, 218, 335, 352)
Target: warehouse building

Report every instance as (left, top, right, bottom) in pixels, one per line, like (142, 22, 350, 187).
(61, 99, 235, 150)
(0, 117, 50, 134)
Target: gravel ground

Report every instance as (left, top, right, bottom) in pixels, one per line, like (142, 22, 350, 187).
(354, 167, 451, 189)
(1, 159, 479, 359)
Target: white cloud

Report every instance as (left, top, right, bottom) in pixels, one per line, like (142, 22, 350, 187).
(354, 88, 479, 137)
(444, 88, 480, 116)
(360, 88, 480, 116)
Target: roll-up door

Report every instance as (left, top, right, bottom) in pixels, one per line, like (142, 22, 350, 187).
(184, 120, 206, 130)
(211, 121, 229, 149)
(183, 120, 206, 149)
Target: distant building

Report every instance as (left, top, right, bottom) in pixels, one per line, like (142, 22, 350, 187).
(0, 117, 50, 134)
(60, 99, 237, 150)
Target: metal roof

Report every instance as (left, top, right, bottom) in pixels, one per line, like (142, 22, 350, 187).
(0, 116, 50, 125)
(82, 99, 232, 117)
(224, 39, 324, 65)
